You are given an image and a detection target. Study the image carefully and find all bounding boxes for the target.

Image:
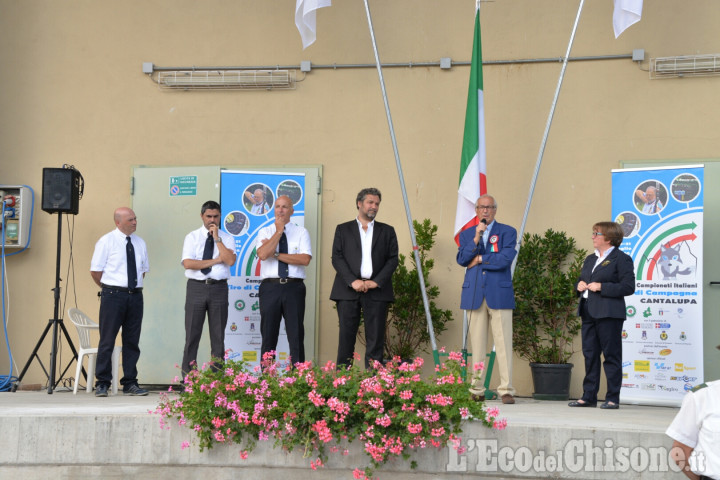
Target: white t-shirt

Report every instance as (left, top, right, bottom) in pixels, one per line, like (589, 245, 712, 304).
(666, 380, 720, 479)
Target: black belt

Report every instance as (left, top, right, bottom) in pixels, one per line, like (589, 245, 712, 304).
(262, 278, 303, 284)
(189, 278, 228, 285)
(101, 284, 142, 293)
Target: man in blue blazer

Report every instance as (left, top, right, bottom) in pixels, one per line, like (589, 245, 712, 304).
(331, 188, 399, 369)
(457, 195, 517, 404)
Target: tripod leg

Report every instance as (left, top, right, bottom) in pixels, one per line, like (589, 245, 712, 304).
(14, 320, 53, 389)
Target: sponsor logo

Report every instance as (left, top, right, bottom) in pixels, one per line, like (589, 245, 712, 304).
(655, 323, 671, 329)
(655, 373, 667, 381)
(622, 330, 628, 339)
(230, 322, 238, 332)
(626, 306, 637, 317)
(659, 331, 668, 341)
(643, 307, 652, 318)
(639, 347, 654, 355)
(634, 361, 650, 372)
(622, 361, 632, 368)
(622, 372, 629, 379)
(659, 348, 672, 356)
(622, 383, 639, 389)
(634, 374, 647, 379)
(670, 376, 697, 382)
(654, 362, 672, 371)
(675, 363, 684, 372)
(641, 383, 656, 391)
(679, 331, 687, 341)
(683, 383, 694, 392)
(641, 331, 648, 340)
(657, 385, 679, 392)
(234, 299, 245, 311)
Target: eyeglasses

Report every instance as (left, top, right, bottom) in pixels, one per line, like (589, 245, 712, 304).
(476, 205, 496, 210)
(592, 232, 604, 237)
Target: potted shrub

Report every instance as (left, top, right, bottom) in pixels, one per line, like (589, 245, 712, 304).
(358, 219, 453, 361)
(512, 229, 587, 400)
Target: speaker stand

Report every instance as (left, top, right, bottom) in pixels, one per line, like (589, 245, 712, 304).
(15, 213, 80, 393)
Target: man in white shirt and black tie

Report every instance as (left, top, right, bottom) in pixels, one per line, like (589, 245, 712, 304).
(90, 207, 149, 397)
(181, 200, 236, 377)
(256, 195, 312, 366)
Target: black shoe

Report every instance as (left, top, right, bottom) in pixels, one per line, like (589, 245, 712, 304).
(123, 384, 149, 396)
(568, 400, 596, 407)
(95, 385, 109, 397)
(600, 401, 619, 409)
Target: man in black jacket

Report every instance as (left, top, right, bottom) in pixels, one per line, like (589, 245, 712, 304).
(330, 188, 399, 369)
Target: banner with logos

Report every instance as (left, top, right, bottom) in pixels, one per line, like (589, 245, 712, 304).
(612, 165, 704, 406)
(220, 170, 307, 370)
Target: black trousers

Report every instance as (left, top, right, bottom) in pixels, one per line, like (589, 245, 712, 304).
(96, 288, 143, 389)
(336, 297, 389, 369)
(259, 280, 306, 365)
(182, 279, 229, 376)
(580, 301, 624, 404)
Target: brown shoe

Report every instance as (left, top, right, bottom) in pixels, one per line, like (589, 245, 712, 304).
(470, 393, 485, 402)
(501, 394, 515, 404)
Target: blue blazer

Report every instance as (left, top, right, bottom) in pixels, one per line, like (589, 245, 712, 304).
(457, 221, 517, 310)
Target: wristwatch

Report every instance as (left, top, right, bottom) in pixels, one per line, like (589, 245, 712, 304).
(273, 252, 280, 258)
(214, 237, 221, 243)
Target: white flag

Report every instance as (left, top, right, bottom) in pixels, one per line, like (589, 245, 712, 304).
(295, 0, 332, 49)
(613, 0, 643, 38)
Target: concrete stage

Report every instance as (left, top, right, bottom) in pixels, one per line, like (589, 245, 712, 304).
(0, 389, 687, 479)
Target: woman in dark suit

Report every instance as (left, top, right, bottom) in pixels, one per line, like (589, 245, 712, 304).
(569, 222, 635, 409)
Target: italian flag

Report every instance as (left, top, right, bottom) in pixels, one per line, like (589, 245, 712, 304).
(454, 6, 486, 245)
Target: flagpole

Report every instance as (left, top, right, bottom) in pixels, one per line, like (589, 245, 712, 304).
(513, 0, 586, 272)
(361, 0, 439, 363)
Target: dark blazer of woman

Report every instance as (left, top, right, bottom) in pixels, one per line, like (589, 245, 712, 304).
(576, 248, 635, 318)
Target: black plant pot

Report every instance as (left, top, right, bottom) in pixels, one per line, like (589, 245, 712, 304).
(529, 363, 573, 401)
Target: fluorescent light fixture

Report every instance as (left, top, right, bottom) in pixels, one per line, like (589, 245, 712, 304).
(650, 54, 720, 79)
(157, 70, 296, 90)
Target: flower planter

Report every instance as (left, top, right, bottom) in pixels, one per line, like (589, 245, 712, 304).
(529, 363, 573, 401)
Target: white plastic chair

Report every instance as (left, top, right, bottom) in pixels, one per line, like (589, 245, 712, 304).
(68, 308, 121, 395)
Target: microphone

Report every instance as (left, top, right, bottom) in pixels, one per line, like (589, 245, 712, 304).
(481, 218, 487, 225)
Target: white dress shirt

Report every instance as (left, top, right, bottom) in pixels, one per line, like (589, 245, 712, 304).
(357, 218, 374, 279)
(256, 222, 312, 280)
(181, 226, 235, 280)
(90, 228, 149, 288)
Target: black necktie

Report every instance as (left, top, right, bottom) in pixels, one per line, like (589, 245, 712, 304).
(126, 236, 137, 290)
(201, 232, 214, 275)
(278, 231, 289, 279)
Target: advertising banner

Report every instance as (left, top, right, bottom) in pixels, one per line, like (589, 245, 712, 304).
(612, 165, 704, 406)
(220, 170, 306, 370)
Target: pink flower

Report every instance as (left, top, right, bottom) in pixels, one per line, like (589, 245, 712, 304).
(400, 389, 413, 400)
(473, 361, 485, 373)
(493, 418, 508, 430)
(239, 450, 248, 460)
(180, 441, 190, 450)
(485, 406, 500, 419)
(407, 423, 422, 434)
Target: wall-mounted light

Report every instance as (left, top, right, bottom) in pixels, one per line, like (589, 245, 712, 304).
(143, 63, 296, 90)
(650, 54, 720, 79)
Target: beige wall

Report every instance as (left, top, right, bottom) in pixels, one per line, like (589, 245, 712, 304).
(1, 1, 718, 397)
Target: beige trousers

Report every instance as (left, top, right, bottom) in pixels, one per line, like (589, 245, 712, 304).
(467, 300, 515, 396)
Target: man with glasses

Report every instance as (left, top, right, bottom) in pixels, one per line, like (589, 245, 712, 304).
(456, 195, 517, 404)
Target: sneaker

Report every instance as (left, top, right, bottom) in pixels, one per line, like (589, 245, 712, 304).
(95, 385, 109, 397)
(123, 384, 149, 396)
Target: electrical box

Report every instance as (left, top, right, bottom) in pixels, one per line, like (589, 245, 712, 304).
(1, 185, 33, 249)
